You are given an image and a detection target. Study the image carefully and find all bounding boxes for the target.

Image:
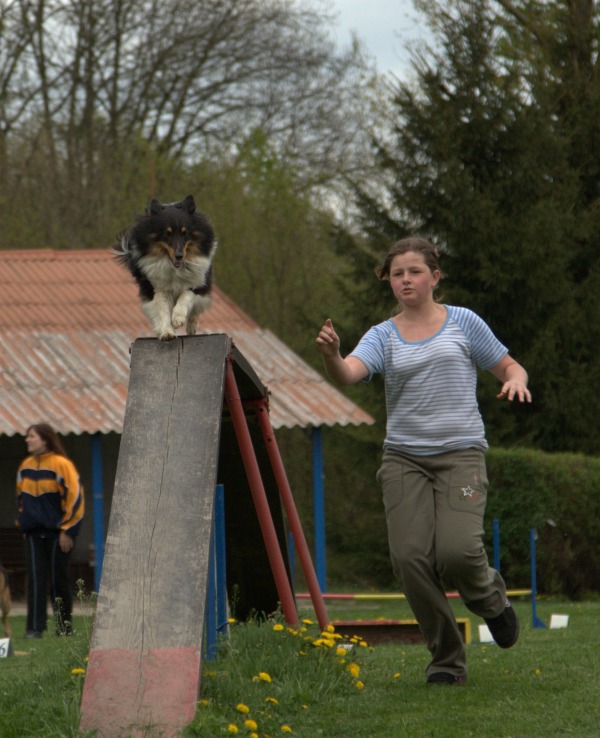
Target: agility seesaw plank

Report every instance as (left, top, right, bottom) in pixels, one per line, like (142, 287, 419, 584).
(80, 334, 231, 738)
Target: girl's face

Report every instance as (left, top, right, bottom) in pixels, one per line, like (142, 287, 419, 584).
(389, 251, 440, 307)
(25, 428, 47, 456)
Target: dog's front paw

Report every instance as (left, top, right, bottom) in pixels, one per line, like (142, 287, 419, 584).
(172, 307, 187, 329)
(158, 330, 176, 341)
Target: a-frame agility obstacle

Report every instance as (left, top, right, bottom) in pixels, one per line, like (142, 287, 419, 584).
(79, 334, 328, 738)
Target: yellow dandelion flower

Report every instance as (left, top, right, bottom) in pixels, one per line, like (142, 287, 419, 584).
(198, 699, 209, 706)
(534, 668, 542, 677)
(71, 668, 85, 675)
(336, 647, 347, 657)
(228, 618, 237, 624)
(84, 656, 89, 662)
(228, 724, 239, 734)
(265, 697, 279, 704)
(302, 618, 313, 625)
(244, 719, 258, 731)
(258, 671, 272, 683)
(347, 662, 360, 679)
(393, 673, 401, 679)
(301, 704, 309, 710)
(236, 703, 250, 714)
(355, 680, 365, 690)
(273, 623, 284, 631)
(358, 640, 368, 647)
(281, 725, 293, 733)
(250, 734, 259, 738)
(324, 623, 335, 633)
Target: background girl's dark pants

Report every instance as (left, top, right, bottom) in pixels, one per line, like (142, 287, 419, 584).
(25, 533, 73, 633)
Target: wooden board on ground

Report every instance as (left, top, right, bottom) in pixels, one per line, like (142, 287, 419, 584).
(332, 617, 472, 645)
(80, 334, 231, 738)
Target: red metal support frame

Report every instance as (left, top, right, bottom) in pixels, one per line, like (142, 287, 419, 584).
(254, 400, 330, 631)
(224, 356, 299, 626)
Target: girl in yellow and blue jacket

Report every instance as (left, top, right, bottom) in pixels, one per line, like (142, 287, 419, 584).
(16, 423, 85, 638)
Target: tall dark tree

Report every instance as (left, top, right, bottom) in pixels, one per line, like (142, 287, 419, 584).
(346, 0, 600, 453)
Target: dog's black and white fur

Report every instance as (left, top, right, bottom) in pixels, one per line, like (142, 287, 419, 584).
(114, 195, 216, 341)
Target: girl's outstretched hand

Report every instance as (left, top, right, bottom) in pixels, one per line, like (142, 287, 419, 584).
(316, 318, 341, 357)
(497, 381, 532, 403)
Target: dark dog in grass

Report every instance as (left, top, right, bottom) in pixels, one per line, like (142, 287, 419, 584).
(0, 564, 12, 638)
(114, 195, 216, 341)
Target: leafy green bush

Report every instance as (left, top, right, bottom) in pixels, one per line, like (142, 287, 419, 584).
(485, 448, 600, 598)
(319, 447, 600, 598)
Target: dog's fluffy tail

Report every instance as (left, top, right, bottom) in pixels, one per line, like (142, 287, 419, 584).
(112, 235, 132, 265)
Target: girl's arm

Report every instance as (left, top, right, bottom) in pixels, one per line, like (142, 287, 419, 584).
(316, 319, 369, 386)
(488, 354, 532, 403)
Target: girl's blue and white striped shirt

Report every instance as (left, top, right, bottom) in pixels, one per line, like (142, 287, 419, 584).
(349, 306, 507, 456)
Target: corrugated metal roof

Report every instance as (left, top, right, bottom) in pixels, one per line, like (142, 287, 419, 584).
(0, 249, 374, 435)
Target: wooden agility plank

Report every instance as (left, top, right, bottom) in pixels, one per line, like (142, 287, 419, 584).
(80, 334, 231, 738)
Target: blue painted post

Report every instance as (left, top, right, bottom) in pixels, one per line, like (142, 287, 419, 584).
(90, 433, 105, 592)
(311, 426, 327, 592)
(206, 484, 227, 660)
(493, 518, 500, 572)
(214, 484, 228, 635)
(530, 528, 546, 629)
(288, 531, 296, 588)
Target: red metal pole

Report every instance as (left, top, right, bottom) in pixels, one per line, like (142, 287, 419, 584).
(255, 401, 330, 631)
(224, 357, 299, 626)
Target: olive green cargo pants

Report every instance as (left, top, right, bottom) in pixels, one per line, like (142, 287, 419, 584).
(377, 448, 508, 679)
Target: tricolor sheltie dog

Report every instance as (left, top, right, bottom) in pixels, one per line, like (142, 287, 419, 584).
(114, 195, 216, 341)
(0, 564, 11, 638)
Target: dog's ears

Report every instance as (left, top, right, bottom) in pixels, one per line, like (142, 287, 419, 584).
(148, 199, 163, 215)
(180, 195, 196, 214)
(146, 195, 196, 215)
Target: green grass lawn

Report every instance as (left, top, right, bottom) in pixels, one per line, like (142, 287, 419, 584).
(0, 599, 598, 737)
